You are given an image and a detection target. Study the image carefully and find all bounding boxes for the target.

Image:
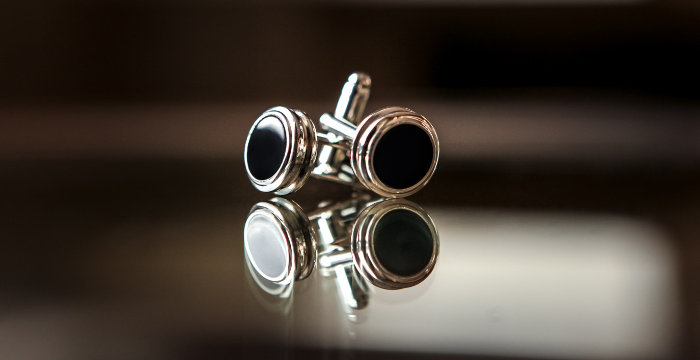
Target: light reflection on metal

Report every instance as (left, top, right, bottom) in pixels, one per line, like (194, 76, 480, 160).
(335, 72, 371, 124)
(318, 75, 440, 197)
(315, 198, 440, 290)
(244, 198, 317, 285)
(244, 73, 439, 197)
(243, 195, 440, 315)
(243, 245, 294, 315)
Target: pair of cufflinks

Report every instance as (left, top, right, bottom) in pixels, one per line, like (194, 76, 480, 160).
(244, 196, 440, 312)
(244, 73, 440, 198)
(243, 74, 441, 311)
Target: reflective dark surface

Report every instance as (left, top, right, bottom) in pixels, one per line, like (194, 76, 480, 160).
(0, 158, 695, 359)
(244, 196, 439, 294)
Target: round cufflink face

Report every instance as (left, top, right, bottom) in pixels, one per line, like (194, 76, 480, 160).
(244, 107, 318, 195)
(246, 115, 288, 181)
(244, 198, 317, 285)
(245, 212, 290, 283)
(352, 107, 439, 198)
(372, 124, 434, 190)
(372, 209, 435, 277)
(351, 198, 439, 289)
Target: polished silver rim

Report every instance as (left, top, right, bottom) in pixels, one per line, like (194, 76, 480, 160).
(350, 198, 440, 290)
(351, 107, 440, 198)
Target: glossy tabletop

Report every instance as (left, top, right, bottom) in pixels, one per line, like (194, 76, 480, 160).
(1, 157, 699, 360)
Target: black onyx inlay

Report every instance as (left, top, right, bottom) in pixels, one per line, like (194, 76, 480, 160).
(247, 116, 287, 180)
(372, 124, 433, 190)
(373, 209, 434, 277)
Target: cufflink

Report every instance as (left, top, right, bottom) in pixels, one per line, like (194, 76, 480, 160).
(243, 196, 439, 319)
(244, 107, 318, 195)
(244, 73, 439, 197)
(244, 198, 317, 285)
(244, 195, 439, 290)
(312, 197, 440, 290)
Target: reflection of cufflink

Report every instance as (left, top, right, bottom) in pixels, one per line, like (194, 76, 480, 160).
(244, 73, 439, 197)
(314, 198, 440, 290)
(243, 196, 440, 315)
(244, 198, 317, 285)
(243, 247, 293, 315)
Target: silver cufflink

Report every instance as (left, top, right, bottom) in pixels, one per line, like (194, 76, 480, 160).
(244, 73, 440, 197)
(244, 198, 317, 286)
(314, 197, 439, 290)
(243, 196, 440, 293)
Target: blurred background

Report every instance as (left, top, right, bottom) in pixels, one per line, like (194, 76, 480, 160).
(1, 0, 700, 359)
